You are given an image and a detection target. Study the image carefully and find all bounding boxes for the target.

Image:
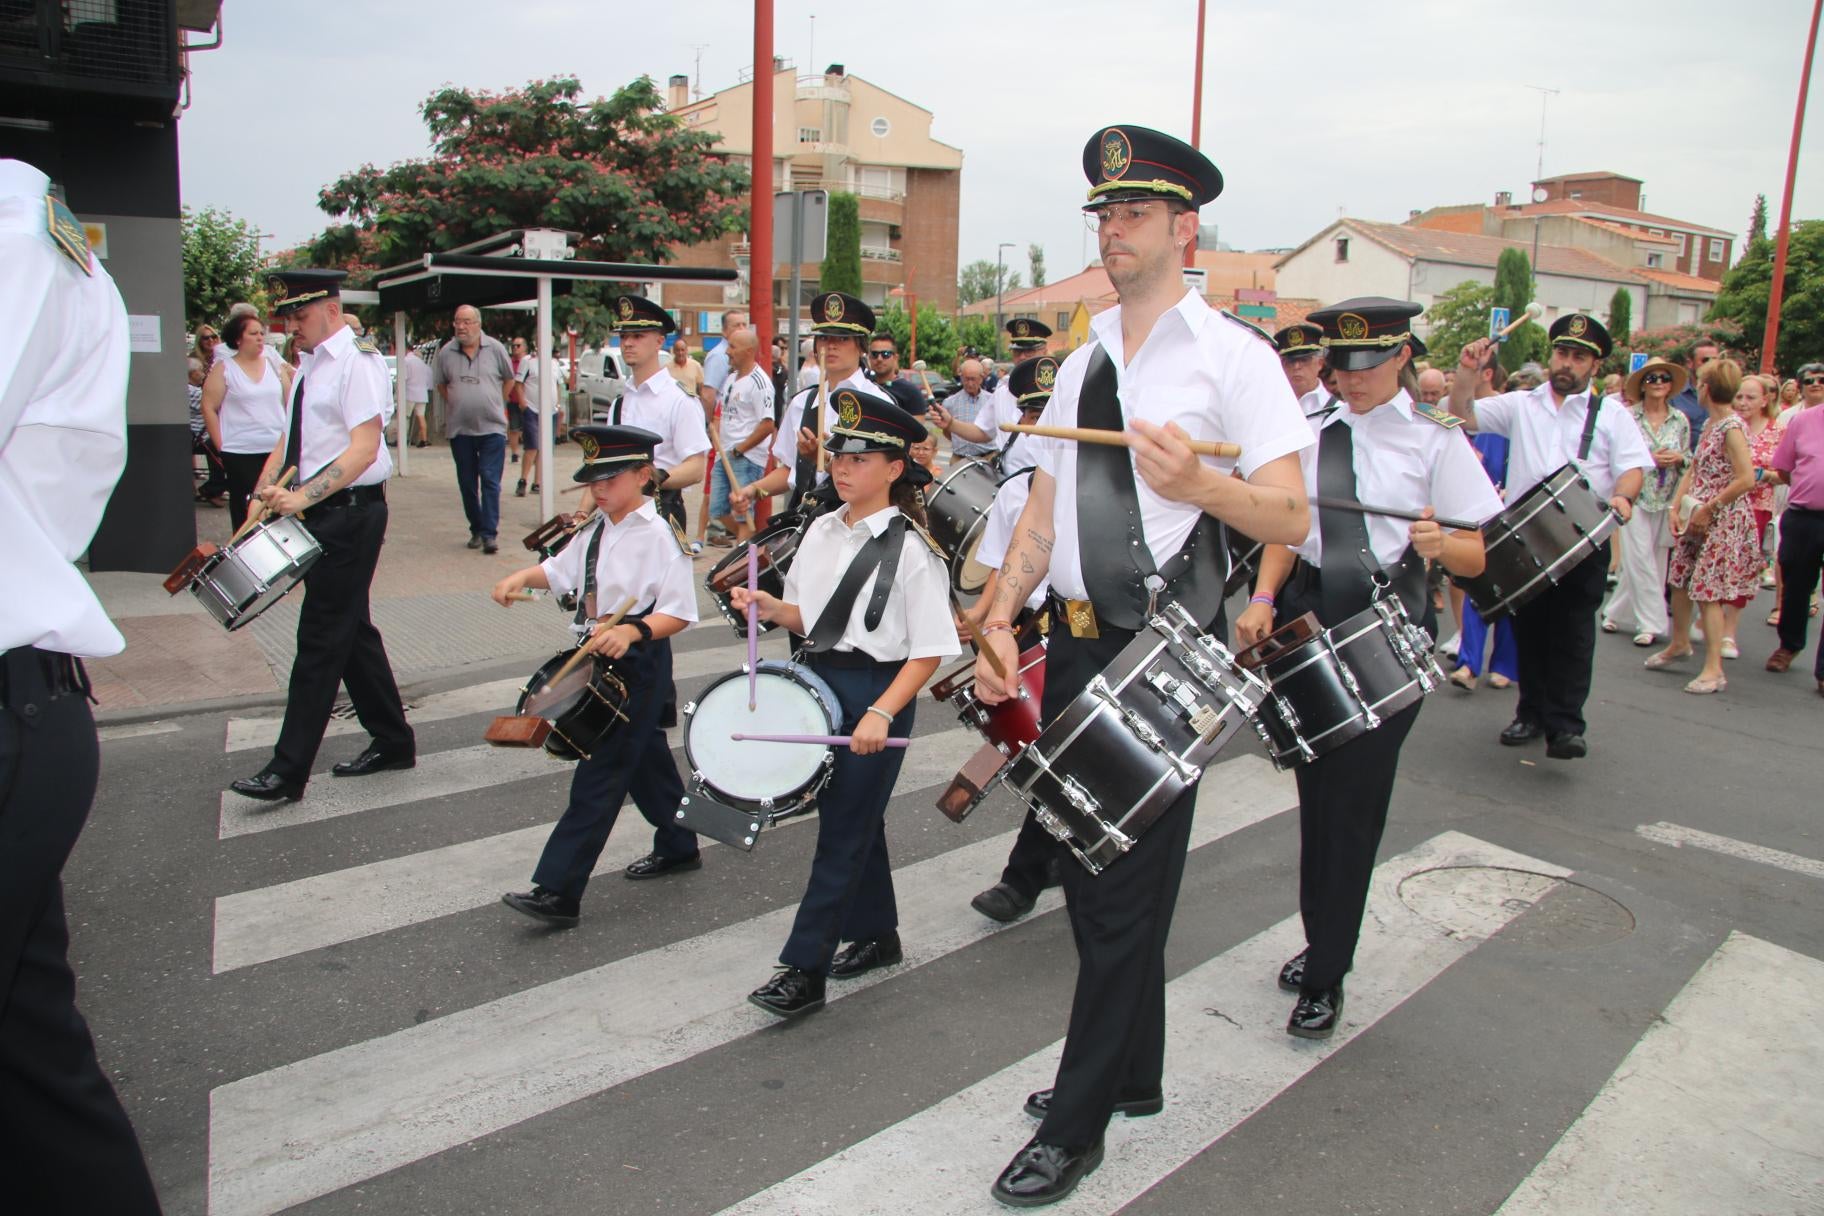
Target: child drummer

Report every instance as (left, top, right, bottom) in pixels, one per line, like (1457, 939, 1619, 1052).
(730, 395, 959, 1017)
(490, 425, 703, 927)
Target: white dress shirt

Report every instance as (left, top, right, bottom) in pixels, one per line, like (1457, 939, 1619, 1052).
(974, 472, 1048, 611)
(402, 350, 431, 404)
(784, 505, 960, 663)
(287, 322, 391, 487)
(611, 365, 711, 473)
(1299, 386, 1337, 416)
(540, 500, 698, 638)
(1031, 291, 1314, 600)
(720, 365, 776, 462)
(1469, 383, 1654, 504)
(1, 159, 129, 657)
(1291, 390, 1504, 569)
(771, 368, 890, 489)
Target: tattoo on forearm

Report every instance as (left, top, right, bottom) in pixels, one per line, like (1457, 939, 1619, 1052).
(1027, 529, 1054, 554)
(304, 464, 343, 501)
(1020, 554, 1035, 575)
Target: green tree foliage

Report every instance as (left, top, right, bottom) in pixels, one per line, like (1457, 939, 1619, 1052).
(818, 192, 862, 296)
(1028, 243, 1046, 289)
(957, 259, 1021, 306)
(877, 301, 958, 371)
(1628, 321, 1747, 367)
(300, 75, 749, 342)
(1492, 249, 1548, 371)
(1747, 194, 1769, 249)
(1419, 280, 1496, 370)
(957, 314, 1000, 360)
(1709, 219, 1824, 372)
(1607, 287, 1632, 348)
(182, 206, 266, 332)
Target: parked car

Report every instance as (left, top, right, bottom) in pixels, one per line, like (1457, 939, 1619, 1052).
(575, 347, 627, 422)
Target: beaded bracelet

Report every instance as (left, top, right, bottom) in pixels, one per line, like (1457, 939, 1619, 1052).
(980, 622, 1016, 639)
(864, 705, 895, 724)
(1248, 593, 1276, 607)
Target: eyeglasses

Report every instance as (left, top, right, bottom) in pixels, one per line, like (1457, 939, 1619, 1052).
(1084, 202, 1166, 232)
(1641, 372, 1673, 385)
(869, 350, 896, 359)
(1804, 376, 1824, 387)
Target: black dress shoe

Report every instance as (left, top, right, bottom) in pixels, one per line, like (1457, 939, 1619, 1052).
(747, 967, 825, 1018)
(331, 745, 416, 777)
(228, 770, 304, 802)
(971, 882, 1037, 924)
(501, 886, 580, 927)
(1023, 1087, 1162, 1120)
(624, 851, 703, 880)
(1278, 947, 1308, 993)
(1499, 718, 1544, 746)
(467, 532, 483, 550)
(990, 1137, 1105, 1208)
(1546, 732, 1588, 760)
(829, 934, 903, 979)
(1287, 984, 1344, 1040)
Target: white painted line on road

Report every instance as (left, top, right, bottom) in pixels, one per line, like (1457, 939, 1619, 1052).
(211, 724, 984, 973)
(97, 720, 182, 743)
(1636, 821, 1824, 882)
(205, 755, 1296, 1216)
(716, 831, 1568, 1216)
(1496, 931, 1824, 1216)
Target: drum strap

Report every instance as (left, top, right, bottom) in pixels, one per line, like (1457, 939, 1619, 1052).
(1576, 388, 1603, 462)
(573, 517, 607, 631)
(1316, 416, 1378, 625)
(1075, 347, 1229, 631)
(803, 514, 906, 652)
(283, 373, 305, 480)
(789, 391, 821, 516)
(608, 394, 623, 424)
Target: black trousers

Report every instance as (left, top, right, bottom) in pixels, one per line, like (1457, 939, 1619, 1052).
(1776, 505, 1824, 679)
(997, 809, 1059, 900)
(779, 658, 914, 974)
(221, 450, 269, 534)
(531, 640, 698, 900)
(268, 500, 413, 784)
(0, 650, 161, 1213)
(1511, 543, 1609, 737)
(1035, 627, 1196, 1152)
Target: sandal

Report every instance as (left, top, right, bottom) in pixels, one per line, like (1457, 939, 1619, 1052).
(1448, 666, 1476, 690)
(1644, 649, 1693, 670)
(1487, 674, 1513, 689)
(1632, 632, 1656, 647)
(1721, 637, 1740, 660)
(1600, 618, 1619, 634)
(1768, 610, 1782, 627)
(1683, 675, 1726, 695)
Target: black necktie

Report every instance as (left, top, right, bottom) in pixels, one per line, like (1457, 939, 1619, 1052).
(283, 373, 306, 481)
(1316, 417, 1374, 624)
(1075, 348, 1153, 631)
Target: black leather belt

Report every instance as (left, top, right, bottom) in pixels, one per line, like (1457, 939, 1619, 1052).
(0, 647, 90, 708)
(313, 484, 387, 511)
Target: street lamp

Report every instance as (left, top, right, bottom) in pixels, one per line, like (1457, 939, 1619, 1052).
(995, 241, 1015, 361)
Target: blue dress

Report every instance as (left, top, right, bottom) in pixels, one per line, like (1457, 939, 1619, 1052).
(1457, 432, 1518, 681)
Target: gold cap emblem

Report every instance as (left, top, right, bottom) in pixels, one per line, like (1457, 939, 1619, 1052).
(1338, 314, 1368, 341)
(1013, 320, 1030, 337)
(617, 298, 634, 320)
(1568, 314, 1588, 337)
(1100, 128, 1132, 181)
(1035, 359, 1058, 390)
(267, 275, 290, 305)
(578, 432, 600, 460)
(835, 390, 862, 429)
(825, 293, 844, 323)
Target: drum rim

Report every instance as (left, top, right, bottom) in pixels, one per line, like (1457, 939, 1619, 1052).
(683, 660, 841, 804)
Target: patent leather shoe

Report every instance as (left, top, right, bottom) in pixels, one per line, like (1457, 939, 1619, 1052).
(990, 1137, 1104, 1208)
(1287, 984, 1344, 1040)
(624, 851, 702, 880)
(1546, 732, 1588, 760)
(1499, 718, 1544, 746)
(331, 745, 416, 777)
(829, 934, 903, 979)
(228, 770, 304, 802)
(747, 967, 825, 1018)
(500, 886, 580, 927)
(971, 882, 1037, 923)
(1022, 1087, 1161, 1120)
(1277, 948, 1308, 993)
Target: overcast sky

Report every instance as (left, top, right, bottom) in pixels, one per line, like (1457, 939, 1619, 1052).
(182, 0, 1823, 286)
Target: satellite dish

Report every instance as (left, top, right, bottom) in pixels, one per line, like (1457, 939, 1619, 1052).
(1531, 187, 1549, 203)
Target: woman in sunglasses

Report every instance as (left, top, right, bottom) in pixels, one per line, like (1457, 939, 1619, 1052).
(1604, 358, 1689, 646)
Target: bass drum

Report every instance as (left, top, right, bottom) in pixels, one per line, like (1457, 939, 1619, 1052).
(924, 459, 999, 599)
(517, 648, 631, 761)
(682, 660, 841, 822)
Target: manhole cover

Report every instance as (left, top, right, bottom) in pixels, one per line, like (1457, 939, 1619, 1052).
(1398, 865, 1635, 949)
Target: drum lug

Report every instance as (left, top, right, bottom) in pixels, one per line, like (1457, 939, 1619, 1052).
(682, 700, 699, 719)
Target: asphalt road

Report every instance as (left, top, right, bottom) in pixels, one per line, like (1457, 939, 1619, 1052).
(62, 598, 1824, 1216)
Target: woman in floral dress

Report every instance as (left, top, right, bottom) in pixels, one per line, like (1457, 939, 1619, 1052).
(1648, 359, 1759, 693)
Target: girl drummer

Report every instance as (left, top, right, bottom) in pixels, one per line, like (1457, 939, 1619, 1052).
(731, 395, 959, 1017)
(490, 424, 702, 928)
(1234, 297, 1502, 1041)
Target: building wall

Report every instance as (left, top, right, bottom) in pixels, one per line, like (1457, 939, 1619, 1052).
(1274, 224, 1413, 307)
(1534, 174, 1643, 210)
(903, 167, 959, 313)
(1489, 214, 1664, 270)
(1407, 260, 1646, 338)
(1642, 290, 1711, 330)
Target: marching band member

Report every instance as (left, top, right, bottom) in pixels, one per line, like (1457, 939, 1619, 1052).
(595, 295, 710, 534)
(493, 425, 702, 927)
(933, 318, 1054, 473)
(971, 125, 1312, 1207)
(731, 397, 959, 1018)
(731, 291, 892, 520)
(1274, 322, 1332, 415)
(1448, 317, 1652, 758)
(229, 270, 415, 803)
(1235, 298, 1502, 1040)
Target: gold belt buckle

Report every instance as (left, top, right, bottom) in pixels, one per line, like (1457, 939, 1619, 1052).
(1064, 599, 1099, 639)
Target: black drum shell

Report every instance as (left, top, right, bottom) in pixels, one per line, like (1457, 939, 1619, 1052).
(1251, 605, 1433, 767)
(1455, 463, 1616, 621)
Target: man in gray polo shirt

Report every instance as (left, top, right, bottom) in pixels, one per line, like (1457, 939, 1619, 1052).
(433, 304, 513, 553)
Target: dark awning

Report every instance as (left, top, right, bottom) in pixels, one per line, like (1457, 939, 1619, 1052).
(369, 247, 738, 314)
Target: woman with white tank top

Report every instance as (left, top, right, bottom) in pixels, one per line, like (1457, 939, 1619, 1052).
(201, 313, 292, 530)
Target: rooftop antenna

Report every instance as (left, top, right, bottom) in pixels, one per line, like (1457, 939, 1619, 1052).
(688, 44, 709, 98)
(1523, 83, 1560, 182)
(808, 14, 816, 76)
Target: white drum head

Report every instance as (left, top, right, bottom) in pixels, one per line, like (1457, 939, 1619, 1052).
(689, 669, 834, 802)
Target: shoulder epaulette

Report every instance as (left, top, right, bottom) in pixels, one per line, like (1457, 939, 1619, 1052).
(911, 519, 948, 561)
(352, 335, 381, 355)
(45, 194, 92, 275)
(1219, 310, 1272, 344)
(665, 515, 691, 556)
(1413, 400, 1463, 429)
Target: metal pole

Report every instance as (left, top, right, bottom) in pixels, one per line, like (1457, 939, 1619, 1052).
(1763, 0, 1823, 374)
(787, 192, 803, 398)
(751, 1, 774, 352)
(393, 310, 409, 477)
(996, 246, 1005, 361)
(1185, 0, 1205, 270)
(537, 274, 556, 521)
(909, 291, 918, 365)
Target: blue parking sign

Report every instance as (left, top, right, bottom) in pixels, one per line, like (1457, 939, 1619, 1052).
(1629, 352, 1649, 374)
(1489, 307, 1510, 339)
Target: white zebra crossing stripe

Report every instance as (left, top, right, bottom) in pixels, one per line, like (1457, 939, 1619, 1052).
(210, 724, 985, 973)
(1635, 821, 1824, 882)
(714, 831, 1568, 1216)
(205, 755, 1296, 1216)
(1496, 931, 1824, 1216)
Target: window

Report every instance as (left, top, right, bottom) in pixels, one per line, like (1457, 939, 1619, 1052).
(1057, 311, 1069, 330)
(1570, 190, 1583, 200)
(1674, 233, 1688, 258)
(1334, 237, 1350, 263)
(870, 116, 890, 138)
(1646, 253, 1663, 269)
(1707, 237, 1726, 262)
(798, 127, 821, 143)
(1648, 228, 1663, 237)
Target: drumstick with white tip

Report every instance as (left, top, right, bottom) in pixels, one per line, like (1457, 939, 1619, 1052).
(1493, 301, 1545, 344)
(998, 424, 1241, 460)
(730, 733, 911, 748)
(231, 465, 297, 543)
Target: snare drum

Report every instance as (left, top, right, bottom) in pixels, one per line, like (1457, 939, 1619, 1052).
(1237, 597, 1443, 768)
(924, 459, 999, 597)
(929, 641, 1047, 821)
(1003, 602, 1269, 874)
(186, 514, 323, 630)
(517, 648, 631, 761)
(1455, 463, 1618, 621)
(705, 514, 808, 640)
(682, 660, 841, 823)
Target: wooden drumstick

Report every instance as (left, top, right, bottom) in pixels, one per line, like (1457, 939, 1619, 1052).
(731, 732, 911, 748)
(230, 465, 297, 543)
(998, 423, 1241, 460)
(1493, 301, 1545, 344)
(549, 595, 638, 686)
(961, 615, 1009, 680)
(1311, 495, 1483, 533)
(814, 358, 831, 474)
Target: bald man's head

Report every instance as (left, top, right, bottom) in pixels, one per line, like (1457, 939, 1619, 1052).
(1416, 368, 1446, 404)
(727, 328, 759, 371)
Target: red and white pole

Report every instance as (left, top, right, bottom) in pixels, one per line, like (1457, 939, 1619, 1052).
(1762, 0, 1822, 374)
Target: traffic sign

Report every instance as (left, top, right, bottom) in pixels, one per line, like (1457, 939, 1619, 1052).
(1182, 267, 1208, 296)
(1489, 307, 1510, 339)
(1629, 352, 1650, 374)
(1236, 287, 1277, 304)
(1236, 304, 1276, 319)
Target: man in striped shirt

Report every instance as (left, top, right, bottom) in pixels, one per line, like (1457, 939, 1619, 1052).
(710, 328, 776, 543)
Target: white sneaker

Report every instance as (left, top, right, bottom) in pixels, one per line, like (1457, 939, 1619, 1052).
(1437, 632, 1460, 660)
(1722, 637, 1740, 660)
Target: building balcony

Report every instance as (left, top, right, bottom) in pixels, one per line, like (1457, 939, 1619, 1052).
(796, 77, 851, 103)
(861, 246, 902, 262)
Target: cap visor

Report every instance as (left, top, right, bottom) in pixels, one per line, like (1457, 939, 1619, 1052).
(1326, 345, 1403, 371)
